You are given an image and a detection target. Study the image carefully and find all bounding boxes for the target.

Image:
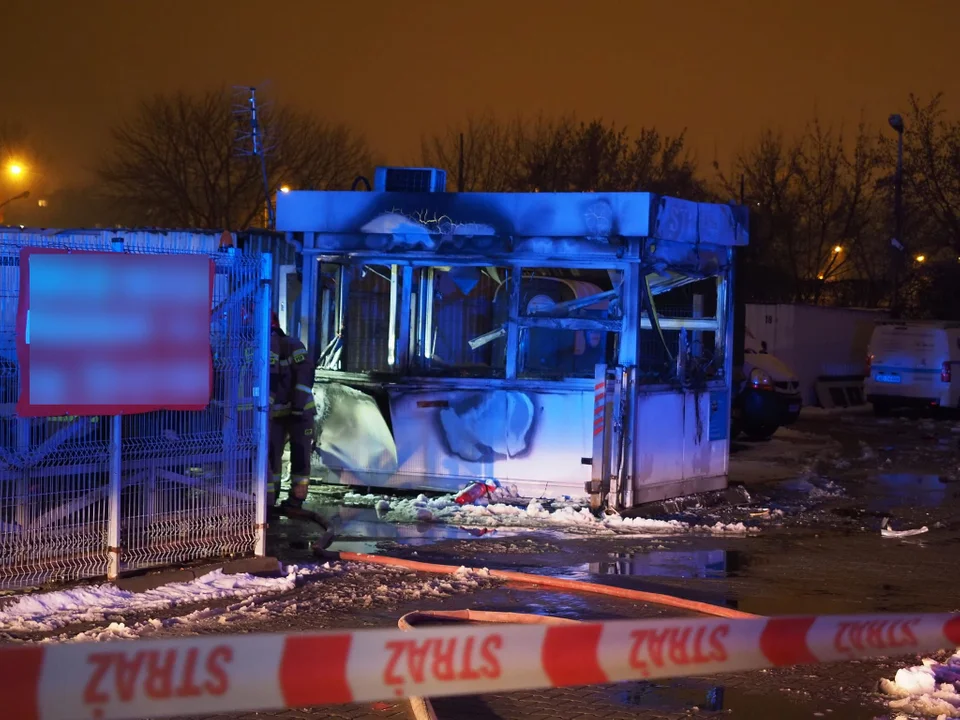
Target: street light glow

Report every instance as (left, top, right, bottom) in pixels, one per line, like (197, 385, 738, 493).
(916, 254, 926, 263)
(279, 185, 291, 194)
(833, 245, 842, 254)
(7, 162, 24, 177)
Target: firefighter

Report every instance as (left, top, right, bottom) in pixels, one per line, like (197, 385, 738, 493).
(268, 312, 316, 511)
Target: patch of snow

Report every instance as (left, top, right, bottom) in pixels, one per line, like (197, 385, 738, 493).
(801, 405, 873, 417)
(778, 475, 845, 499)
(775, 427, 827, 441)
(0, 565, 321, 632)
(368, 494, 753, 536)
(361, 213, 431, 236)
(880, 651, 960, 717)
(18, 561, 498, 643)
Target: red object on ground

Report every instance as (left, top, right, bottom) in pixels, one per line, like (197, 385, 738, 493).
(454, 482, 493, 506)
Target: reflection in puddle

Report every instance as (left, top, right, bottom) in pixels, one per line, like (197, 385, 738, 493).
(612, 679, 875, 718)
(302, 505, 526, 552)
(869, 473, 947, 513)
(590, 549, 742, 579)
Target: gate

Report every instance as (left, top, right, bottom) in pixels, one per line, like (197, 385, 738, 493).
(0, 230, 271, 589)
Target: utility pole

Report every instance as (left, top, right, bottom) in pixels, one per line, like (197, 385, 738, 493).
(234, 86, 275, 229)
(457, 132, 465, 192)
(733, 174, 746, 371)
(889, 114, 905, 318)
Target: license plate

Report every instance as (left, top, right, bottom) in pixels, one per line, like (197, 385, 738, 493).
(788, 404, 800, 413)
(875, 372, 901, 384)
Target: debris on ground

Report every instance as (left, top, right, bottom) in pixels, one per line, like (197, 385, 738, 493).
(344, 491, 754, 536)
(880, 517, 930, 539)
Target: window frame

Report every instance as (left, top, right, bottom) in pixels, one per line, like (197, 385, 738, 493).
(305, 256, 730, 386)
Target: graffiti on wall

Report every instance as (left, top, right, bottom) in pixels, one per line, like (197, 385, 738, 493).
(430, 390, 536, 463)
(310, 382, 590, 497)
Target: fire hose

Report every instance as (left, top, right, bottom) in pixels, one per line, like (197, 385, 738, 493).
(330, 551, 757, 620)
(323, 544, 759, 718)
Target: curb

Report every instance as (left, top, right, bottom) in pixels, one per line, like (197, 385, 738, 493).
(113, 556, 283, 593)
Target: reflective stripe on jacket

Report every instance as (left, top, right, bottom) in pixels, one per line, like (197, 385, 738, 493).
(270, 328, 316, 420)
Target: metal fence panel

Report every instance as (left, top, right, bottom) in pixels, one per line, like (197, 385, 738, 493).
(0, 231, 269, 589)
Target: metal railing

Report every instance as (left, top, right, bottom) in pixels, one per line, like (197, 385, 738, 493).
(0, 231, 270, 588)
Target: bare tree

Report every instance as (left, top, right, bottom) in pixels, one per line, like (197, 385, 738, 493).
(421, 113, 526, 192)
(424, 114, 704, 196)
(898, 94, 960, 255)
(716, 131, 801, 302)
(99, 89, 372, 229)
(520, 117, 705, 195)
(718, 121, 884, 305)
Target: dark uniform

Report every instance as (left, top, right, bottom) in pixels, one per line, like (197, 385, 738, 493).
(268, 314, 316, 509)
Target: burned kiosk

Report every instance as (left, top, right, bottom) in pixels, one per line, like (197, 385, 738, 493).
(276, 170, 748, 510)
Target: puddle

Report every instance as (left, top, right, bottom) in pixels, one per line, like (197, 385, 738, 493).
(512, 556, 741, 612)
(867, 473, 949, 513)
(610, 678, 877, 718)
(283, 505, 529, 553)
(589, 549, 742, 580)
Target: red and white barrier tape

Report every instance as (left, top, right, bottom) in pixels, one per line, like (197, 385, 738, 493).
(2, 613, 959, 720)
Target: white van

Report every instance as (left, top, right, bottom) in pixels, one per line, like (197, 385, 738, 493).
(865, 321, 960, 414)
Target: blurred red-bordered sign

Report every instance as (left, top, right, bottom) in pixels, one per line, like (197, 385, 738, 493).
(16, 248, 214, 417)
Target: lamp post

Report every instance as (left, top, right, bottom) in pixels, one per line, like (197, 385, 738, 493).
(0, 190, 30, 225)
(888, 114, 905, 317)
(0, 189, 29, 209)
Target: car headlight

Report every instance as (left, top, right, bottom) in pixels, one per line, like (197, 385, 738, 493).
(750, 368, 773, 388)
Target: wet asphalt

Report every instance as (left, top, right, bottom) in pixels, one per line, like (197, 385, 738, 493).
(264, 408, 960, 718)
(6, 408, 960, 719)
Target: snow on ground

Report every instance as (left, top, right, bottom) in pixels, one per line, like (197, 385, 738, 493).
(800, 405, 873, 418)
(345, 491, 753, 536)
(879, 650, 960, 718)
(3, 562, 498, 644)
(0, 565, 320, 633)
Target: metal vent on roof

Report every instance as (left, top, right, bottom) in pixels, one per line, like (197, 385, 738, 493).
(373, 167, 447, 193)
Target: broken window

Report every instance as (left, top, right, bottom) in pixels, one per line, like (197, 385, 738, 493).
(520, 327, 617, 378)
(639, 275, 724, 386)
(514, 269, 622, 379)
(310, 258, 727, 387)
(412, 266, 507, 377)
(313, 263, 399, 374)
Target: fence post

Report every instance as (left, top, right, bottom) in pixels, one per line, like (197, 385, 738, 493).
(222, 247, 239, 492)
(107, 415, 122, 579)
(253, 253, 272, 557)
(107, 236, 124, 580)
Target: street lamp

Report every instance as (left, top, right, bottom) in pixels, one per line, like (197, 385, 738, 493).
(833, 245, 842, 254)
(7, 162, 24, 177)
(889, 114, 904, 250)
(279, 185, 291, 194)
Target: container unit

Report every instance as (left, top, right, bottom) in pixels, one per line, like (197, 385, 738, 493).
(745, 303, 888, 406)
(276, 177, 748, 510)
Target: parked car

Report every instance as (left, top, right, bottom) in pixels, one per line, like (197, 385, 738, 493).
(865, 321, 960, 415)
(731, 332, 803, 440)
